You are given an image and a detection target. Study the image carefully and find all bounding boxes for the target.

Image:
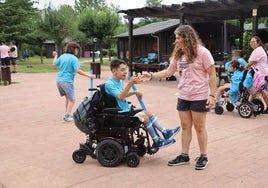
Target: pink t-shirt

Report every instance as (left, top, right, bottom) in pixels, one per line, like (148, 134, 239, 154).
(248, 46, 268, 76)
(0, 45, 10, 58)
(170, 45, 214, 101)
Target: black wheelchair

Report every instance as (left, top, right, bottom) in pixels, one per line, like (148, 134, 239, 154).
(72, 84, 158, 167)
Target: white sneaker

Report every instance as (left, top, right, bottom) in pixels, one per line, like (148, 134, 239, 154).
(63, 116, 74, 122)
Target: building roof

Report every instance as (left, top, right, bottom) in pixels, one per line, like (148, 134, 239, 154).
(115, 19, 180, 38)
(118, 0, 268, 23)
(115, 19, 241, 38)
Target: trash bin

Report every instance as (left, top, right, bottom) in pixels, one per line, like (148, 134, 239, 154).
(90, 62, 101, 78)
(1, 66, 11, 85)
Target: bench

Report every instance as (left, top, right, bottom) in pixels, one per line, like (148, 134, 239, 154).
(132, 63, 166, 74)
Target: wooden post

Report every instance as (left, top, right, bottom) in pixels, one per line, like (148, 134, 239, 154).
(252, 8, 258, 36)
(127, 16, 134, 76)
(239, 18, 245, 50)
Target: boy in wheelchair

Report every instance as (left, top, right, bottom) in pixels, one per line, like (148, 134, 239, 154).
(105, 59, 180, 149)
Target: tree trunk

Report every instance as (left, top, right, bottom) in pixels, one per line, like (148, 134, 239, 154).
(40, 45, 43, 64)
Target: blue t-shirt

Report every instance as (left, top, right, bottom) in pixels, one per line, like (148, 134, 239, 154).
(227, 69, 243, 103)
(105, 78, 131, 112)
(55, 53, 80, 83)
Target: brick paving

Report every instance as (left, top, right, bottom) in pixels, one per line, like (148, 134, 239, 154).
(0, 71, 268, 188)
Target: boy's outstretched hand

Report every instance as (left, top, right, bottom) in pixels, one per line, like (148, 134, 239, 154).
(129, 75, 144, 85)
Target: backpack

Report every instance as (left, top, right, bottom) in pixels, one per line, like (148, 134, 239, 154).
(90, 89, 105, 112)
(245, 67, 266, 95)
(90, 84, 118, 111)
(73, 96, 96, 134)
(73, 84, 118, 134)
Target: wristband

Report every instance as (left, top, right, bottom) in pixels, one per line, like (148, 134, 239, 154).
(150, 72, 153, 80)
(209, 94, 215, 98)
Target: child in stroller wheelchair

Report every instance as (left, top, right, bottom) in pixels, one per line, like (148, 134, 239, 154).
(215, 60, 265, 118)
(72, 59, 180, 167)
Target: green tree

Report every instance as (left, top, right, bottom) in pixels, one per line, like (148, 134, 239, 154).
(0, 0, 38, 55)
(74, 0, 107, 14)
(137, 0, 165, 26)
(146, 0, 162, 7)
(78, 7, 119, 63)
(39, 5, 77, 54)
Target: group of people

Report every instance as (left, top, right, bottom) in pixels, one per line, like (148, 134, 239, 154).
(0, 39, 18, 73)
(53, 24, 267, 171)
(215, 36, 268, 114)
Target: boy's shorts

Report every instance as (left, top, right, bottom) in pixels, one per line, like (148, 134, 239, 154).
(177, 98, 209, 112)
(57, 82, 75, 101)
(10, 57, 17, 65)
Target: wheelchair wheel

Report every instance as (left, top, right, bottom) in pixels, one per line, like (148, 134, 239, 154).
(252, 99, 264, 115)
(96, 139, 124, 167)
(126, 152, 140, 167)
(72, 149, 87, 164)
(238, 102, 253, 118)
(215, 106, 224, 115)
(226, 102, 235, 112)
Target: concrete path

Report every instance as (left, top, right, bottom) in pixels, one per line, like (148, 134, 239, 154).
(0, 71, 267, 188)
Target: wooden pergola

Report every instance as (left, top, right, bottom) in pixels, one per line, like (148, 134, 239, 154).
(118, 0, 268, 74)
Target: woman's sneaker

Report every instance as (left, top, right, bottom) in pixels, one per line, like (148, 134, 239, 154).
(168, 155, 190, 166)
(195, 156, 208, 170)
(163, 126, 181, 140)
(152, 138, 176, 149)
(63, 114, 74, 122)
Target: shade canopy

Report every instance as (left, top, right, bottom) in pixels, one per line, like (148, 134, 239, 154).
(119, 0, 268, 23)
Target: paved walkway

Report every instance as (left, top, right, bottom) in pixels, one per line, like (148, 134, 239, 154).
(0, 71, 268, 188)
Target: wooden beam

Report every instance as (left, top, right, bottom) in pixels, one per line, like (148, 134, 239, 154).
(127, 16, 134, 76)
(239, 18, 245, 49)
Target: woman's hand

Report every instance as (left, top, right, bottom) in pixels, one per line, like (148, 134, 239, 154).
(206, 95, 215, 109)
(140, 72, 152, 82)
(88, 74, 95, 79)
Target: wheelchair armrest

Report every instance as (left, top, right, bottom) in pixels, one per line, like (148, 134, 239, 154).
(128, 108, 143, 115)
(88, 88, 98, 91)
(103, 108, 122, 114)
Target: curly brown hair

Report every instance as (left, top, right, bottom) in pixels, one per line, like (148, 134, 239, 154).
(171, 25, 202, 63)
(66, 42, 80, 54)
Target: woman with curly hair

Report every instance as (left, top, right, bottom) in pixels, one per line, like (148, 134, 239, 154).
(142, 25, 217, 170)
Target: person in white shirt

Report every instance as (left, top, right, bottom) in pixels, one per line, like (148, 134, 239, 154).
(9, 40, 18, 73)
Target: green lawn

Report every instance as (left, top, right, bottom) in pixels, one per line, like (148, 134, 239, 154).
(17, 56, 112, 73)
